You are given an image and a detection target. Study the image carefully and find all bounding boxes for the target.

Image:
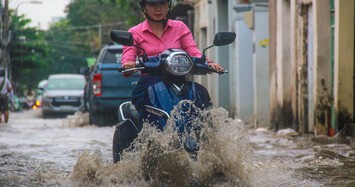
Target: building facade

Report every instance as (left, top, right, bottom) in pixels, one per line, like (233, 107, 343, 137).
(189, 0, 270, 128)
(178, 0, 355, 136)
(269, 0, 354, 136)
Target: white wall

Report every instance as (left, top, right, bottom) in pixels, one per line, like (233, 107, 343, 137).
(232, 2, 255, 123)
(253, 6, 270, 127)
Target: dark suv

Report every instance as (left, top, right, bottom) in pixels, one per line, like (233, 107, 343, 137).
(84, 45, 139, 126)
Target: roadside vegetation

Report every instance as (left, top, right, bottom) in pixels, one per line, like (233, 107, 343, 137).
(10, 0, 144, 94)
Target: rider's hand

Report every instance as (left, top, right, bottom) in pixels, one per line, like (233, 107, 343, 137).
(207, 59, 224, 72)
(122, 61, 137, 77)
(123, 61, 137, 69)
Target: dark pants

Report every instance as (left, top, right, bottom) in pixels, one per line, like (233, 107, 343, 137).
(0, 94, 8, 112)
(132, 75, 163, 116)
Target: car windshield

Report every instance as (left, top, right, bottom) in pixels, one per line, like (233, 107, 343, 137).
(46, 77, 85, 91)
(102, 48, 122, 64)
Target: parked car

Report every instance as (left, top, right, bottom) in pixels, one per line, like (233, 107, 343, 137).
(41, 74, 86, 117)
(84, 44, 139, 126)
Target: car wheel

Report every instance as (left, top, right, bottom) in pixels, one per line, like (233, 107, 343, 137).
(84, 84, 90, 112)
(89, 107, 105, 126)
(84, 98, 90, 112)
(89, 108, 118, 127)
(42, 111, 50, 118)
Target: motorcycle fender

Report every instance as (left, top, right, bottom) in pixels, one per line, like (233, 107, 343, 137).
(112, 119, 142, 163)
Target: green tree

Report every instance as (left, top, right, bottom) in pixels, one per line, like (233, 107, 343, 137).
(10, 13, 48, 93)
(42, 0, 144, 77)
(108, 0, 143, 26)
(44, 19, 88, 76)
(65, 0, 142, 49)
(9, 0, 150, 94)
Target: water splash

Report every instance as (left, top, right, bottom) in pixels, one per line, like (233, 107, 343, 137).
(62, 112, 89, 127)
(71, 102, 260, 186)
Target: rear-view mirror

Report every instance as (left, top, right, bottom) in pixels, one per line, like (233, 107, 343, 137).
(213, 32, 236, 46)
(110, 30, 134, 46)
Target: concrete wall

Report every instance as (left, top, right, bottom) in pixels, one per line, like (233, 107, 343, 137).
(194, 0, 220, 107)
(269, 0, 277, 127)
(216, 0, 230, 111)
(228, 0, 238, 118)
(192, 0, 271, 126)
(271, 0, 354, 135)
(307, 6, 314, 131)
(290, 0, 298, 130)
(334, 0, 354, 130)
(235, 13, 254, 123)
(231, 0, 255, 123)
(312, 0, 332, 135)
(193, 0, 213, 101)
(276, 0, 331, 133)
(253, 6, 270, 127)
(192, 0, 354, 134)
(194, 0, 253, 120)
(272, 0, 293, 130)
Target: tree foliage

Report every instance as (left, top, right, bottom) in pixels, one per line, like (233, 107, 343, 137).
(64, 0, 142, 47)
(9, 13, 49, 93)
(9, 0, 146, 94)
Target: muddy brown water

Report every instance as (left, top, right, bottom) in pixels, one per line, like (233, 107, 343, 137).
(0, 108, 354, 186)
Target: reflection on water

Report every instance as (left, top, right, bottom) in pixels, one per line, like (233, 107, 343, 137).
(0, 109, 354, 186)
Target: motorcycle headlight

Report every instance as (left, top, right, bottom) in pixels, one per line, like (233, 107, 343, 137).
(164, 51, 193, 76)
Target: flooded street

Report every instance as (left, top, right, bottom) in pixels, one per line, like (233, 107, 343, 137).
(0, 110, 114, 186)
(0, 108, 354, 186)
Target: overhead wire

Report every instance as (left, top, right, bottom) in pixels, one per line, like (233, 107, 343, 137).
(49, 49, 88, 60)
(12, 39, 89, 46)
(11, 15, 125, 67)
(12, 39, 93, 59)
(43, 43, 90, 54)
(46, 21, 126, 32)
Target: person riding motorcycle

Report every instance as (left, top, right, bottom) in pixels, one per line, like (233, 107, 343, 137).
(112, 0, 235, 164)
(0, 68, 13, 123)
(122, 0, 223, 118)
(23, 88, 36, 109)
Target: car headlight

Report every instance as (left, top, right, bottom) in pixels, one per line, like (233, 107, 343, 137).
(164, 50, 193, 76)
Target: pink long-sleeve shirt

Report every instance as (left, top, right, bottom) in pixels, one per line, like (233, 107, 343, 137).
(122, 19, 202, 65)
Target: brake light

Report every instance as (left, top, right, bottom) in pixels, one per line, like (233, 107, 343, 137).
(93, 73, 102, 96)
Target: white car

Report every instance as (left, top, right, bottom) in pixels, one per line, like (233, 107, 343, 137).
(41, 74, 86, 117)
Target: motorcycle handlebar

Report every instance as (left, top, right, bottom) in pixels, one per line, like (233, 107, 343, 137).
(119, 60, 142, 72)
(119, 67, 144, 73)
(118, 58, 228, 75)
(118, 67, 125, 72)
(207, 67, 229, 74)
(119, 66, 228, 75)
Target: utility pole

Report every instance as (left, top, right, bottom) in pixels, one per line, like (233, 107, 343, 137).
(1, 0, 11, 79)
